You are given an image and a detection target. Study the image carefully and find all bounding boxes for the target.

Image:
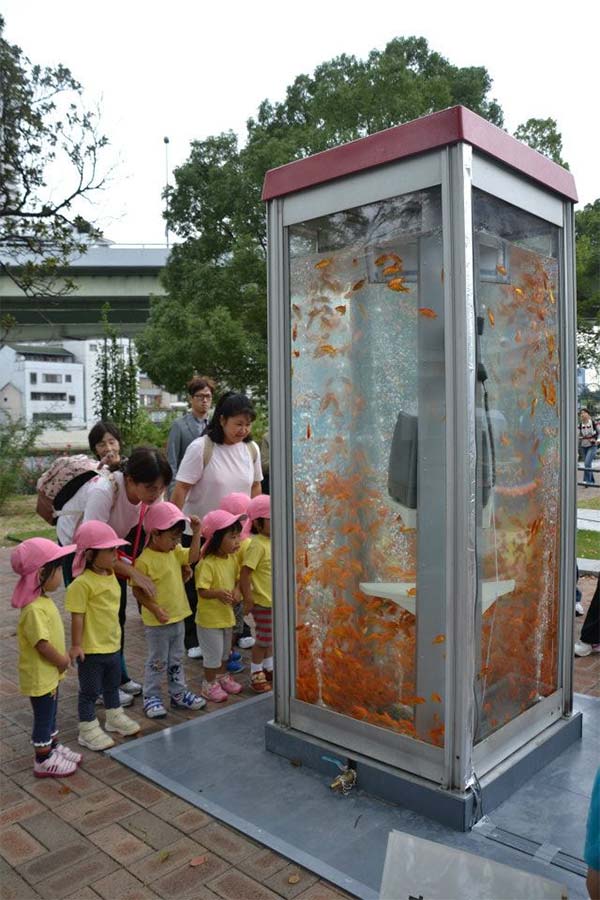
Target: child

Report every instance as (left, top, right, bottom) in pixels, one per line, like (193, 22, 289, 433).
(11, 538, 82, 777)
(219, 492, 254, 672)
(240, 494, 272, 694)
(195, 510, 246, 702)
(132, 501, 206, 718)
(66, 521, 141, 750)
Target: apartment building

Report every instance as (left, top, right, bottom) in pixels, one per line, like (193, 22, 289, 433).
(0, 345, 85, 426)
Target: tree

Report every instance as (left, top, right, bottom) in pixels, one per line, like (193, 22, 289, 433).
(513, 118, 568, 168)
(575, 200, 600, 370)
(93, 305, 140, 448)
(136, 37, 504, 397)
(0, 15, 108, 309)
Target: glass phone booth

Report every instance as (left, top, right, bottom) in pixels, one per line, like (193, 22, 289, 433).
(263, 107, 581, 830)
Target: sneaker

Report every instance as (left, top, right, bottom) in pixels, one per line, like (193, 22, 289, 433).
(98, 689, 133, 708)
(574, 640, 600, 658)
(54, 743, 83, 765)
(171, 690, 206, 710)
(237, 636, 255, 650)
(78, 719, 115, 752)
(187, 646, 203, 659)
(226, 658, 245, 674)
(229, 650, 241, 662)
(34, 749, 77, 778)
(201, 680, 228, 703)
(264, 668, 273, 683)
(105, 707, 141, 736)
(575, 602, 584, 616)
(217, 674, 243, 695)
(121, 680, 142, 696)
(144, 696, 167, 719)
(250, 671, 272, 693)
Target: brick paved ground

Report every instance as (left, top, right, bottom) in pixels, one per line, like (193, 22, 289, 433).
(1, 539, 598, 899)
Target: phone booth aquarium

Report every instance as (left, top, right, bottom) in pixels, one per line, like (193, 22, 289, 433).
(262, 106, 580, 830)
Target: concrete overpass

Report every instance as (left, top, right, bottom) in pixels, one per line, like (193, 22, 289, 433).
(0, 244, 169, 341)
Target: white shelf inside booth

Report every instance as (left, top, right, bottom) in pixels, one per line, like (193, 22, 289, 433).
(359, 580, 516, 616)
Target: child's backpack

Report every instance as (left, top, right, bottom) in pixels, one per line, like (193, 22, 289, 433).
(36, 455, 100, 524)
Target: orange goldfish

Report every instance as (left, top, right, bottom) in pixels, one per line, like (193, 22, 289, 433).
(374, 253, 393, 266)
(315, 258, 332, 269)
(315, 343, 338, 358)
(496, 265, 507, 276)
(351, 278, 366, 292)
(514, 287, 524, 297)
(292, 324, 297, 341)
(304, 549, 309, 568)
(292, 303, 302, 318)
(293, 350, 300, 358)
(335, 305, 346, 315)
(541, 380, 556, 406)
(500, 434, 511, 447)
(407, 587, 417, 597)
(418, 307, 437, 319)
(383, 263, 401, 276)
(487, 309, 495, 327)
(432, 634, 446, 644)
(515, 330, 522, 343)
(387, 277, 410, 293)
(306, 422, 312, 439)
(431, 692, 442, 703)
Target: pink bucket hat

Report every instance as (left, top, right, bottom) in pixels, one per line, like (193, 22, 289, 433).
(201, 509, 246, 553)
(10, 538, 77, 609)
(247, 494, 270, 521)
(219, 493, 252, 539)
(143, 501, 189, 546)
(72, 520, 128, 577)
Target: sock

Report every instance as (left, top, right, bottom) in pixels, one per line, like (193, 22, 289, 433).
(34, 745, 52, 763)
(263, 657, 273, 672)
(251, 662, 263, 675)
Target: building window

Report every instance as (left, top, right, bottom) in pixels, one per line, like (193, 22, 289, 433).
(65, 374, 72, 383)
(30, 373, 37, 384)
(30, 392, 67, 402)
(32, 412, 72, 422)
(43, 373, 62, 384)
(89, 343, 97, 351)
(68, 395, 76, 404)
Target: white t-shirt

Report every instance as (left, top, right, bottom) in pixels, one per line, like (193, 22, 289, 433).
(176, 436, 262, 521)
(55, 474, 107, 546)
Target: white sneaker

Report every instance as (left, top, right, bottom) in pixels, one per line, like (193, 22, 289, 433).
(121, 680, 142, 695)
(237, 636, 255, 649)
(575, 602, 584, 616)
(95, 689, 134, 707)
(187, 646, 203, 659)
(574, 640, 600, 657)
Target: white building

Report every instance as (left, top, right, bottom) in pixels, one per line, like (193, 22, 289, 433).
(62, 337, 132, 427)
(0, 345, 85, 427)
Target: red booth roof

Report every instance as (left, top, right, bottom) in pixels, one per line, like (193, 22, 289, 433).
(261, 105, 577, 203)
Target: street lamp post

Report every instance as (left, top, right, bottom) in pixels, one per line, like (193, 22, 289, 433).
(163, 136, 170, 249)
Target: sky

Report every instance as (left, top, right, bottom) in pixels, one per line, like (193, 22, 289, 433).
(3, 0, 599, 246)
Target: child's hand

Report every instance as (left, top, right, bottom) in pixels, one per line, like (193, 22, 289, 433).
(57, 653, 71, 674)
(216, 590, 234, 605)
(155, 607, 170, 624)
(181, 565, 193, 584)
(189, 515, 201, 534)
(69, 645, 85, 663)
(232, 586, 242, 603)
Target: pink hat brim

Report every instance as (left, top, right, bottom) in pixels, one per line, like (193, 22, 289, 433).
(72, 536, 129, 578)
(11, 543, 77, 609)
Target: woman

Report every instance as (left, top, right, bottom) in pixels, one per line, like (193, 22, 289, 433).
(171, 392, 262, 656)
(579, 408, 600, 486)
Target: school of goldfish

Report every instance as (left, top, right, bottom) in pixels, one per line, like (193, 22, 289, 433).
(289, 236, 561, 750)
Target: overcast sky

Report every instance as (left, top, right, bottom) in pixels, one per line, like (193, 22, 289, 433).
(4, 0, 599, 245)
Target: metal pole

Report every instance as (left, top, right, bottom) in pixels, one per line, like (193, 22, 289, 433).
(163, 136, 170, 250)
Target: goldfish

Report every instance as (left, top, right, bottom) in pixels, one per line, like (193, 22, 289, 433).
(304, 549, 309, 568)
(546, 333, 556, 358)
(374, 253, 393, 266)
(383, 263, 401, 276)
(292, 324, 297, 341)
(418, 307, 437, 319)
(406, 587, 417, 597)
(549, 288, 556, 303)
(292, 303, 302, 318)
(500, 434, 511, 447)
(541, 379, 556, 406)
(496, 265, 507, 276)
(351, 278, 366, 292)
(306, 422, 312, 439)
(315, 343, 338, 358)
(293, 350, 300, 358)
(515, 330, 522, 343)
(335, 305, 346, 315)
(487, 309, 495, 327)
(514, 287, 524, 297)
(530, 396, 538, 416)
(432, 634, 445, 644)
(315, 258, 332, 269)
(431, 692, 442, 703)
(387, 277, 410, 293)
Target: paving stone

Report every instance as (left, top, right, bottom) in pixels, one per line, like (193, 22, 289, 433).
(16, 840, 93, 885)
(63, 769, 106, 796)
(207, 868, 281, 900)
(149, 856, 229, 899)
(64, 888, 101, 899)
(92, 868, 158, 900)
(33, 851, 119, 899)
(115, 776, 170, 807)
(0, 823, 46, 866)
(18, 774, 81, 807)
(293, 882, 350, 900)
(149, 797, 212, 832)
(82, 755, 137, 784)
(88, 823, 153, 865)
(239, 848, 291, 883)
(120, 810, 181, 851)
(0, 797, 44, 829)
(55, 787, 123, 822)
(129, 836, 207, 883)
(0, 752, 34, 776)
(189, 822, 258, 864)
(0, 867, 41, 899)
(264, 863, 319, 899)
(0, 781, 28, 808)
(20, 809, 88, 851)
(74, 796, 140, 835)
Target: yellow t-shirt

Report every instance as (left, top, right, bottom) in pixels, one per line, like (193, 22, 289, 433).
(135, 545, 191, 626)
(65, 569, 121, 654)
(195, 554, 238, 629)
(242, 534, 272, 608)
(18, 595, 66, 697)
(236, 537, 251, 568)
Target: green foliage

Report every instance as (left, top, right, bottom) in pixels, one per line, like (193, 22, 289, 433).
(0, 417, 43, 509)
(513, 118, 568, 168)
(126, 409, 176, 454)
(0, 15, 107, 313)
(137, 36, 504, 398)
(575, 200, 600, 370)
(93, 304, 140, 447)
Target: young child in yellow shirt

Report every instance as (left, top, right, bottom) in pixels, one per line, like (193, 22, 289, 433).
(240, 495, 272, 694)
(132, 501, 206, 718)
(66, 521, 141, 751)
(195, 510, 246, 703)
(11, 538, 81, 778)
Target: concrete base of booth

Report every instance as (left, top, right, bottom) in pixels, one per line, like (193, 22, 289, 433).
(265, 711, 583, 832)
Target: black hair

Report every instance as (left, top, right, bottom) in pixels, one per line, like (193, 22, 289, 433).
(251, 517, 267, 534)
(84, 549, 101, 570)
(88, 421, 122, 457)
(156, 521, 186, 536)
(205, 392, 256, 445)
(122, 447, 172, 486)
(203, 520, 243, 557)
(39, 559, 62, 591)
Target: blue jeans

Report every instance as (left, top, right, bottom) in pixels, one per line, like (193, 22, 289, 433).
(77, 651, 121, 721)
(583, 445, 597, 484)
(30, 688, 59, 747)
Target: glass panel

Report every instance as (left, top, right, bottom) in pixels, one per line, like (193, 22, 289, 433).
(473, 190, 561, 743)
(289, 187, 446, 746)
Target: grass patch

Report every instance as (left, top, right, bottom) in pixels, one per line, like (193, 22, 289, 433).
(578, 530, 600, 559)
(578, 495, 600, 510)
(0, 495, 47, 547)
(6, 528, 56, 543)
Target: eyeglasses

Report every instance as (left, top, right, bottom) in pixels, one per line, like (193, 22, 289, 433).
(192, 393, 212, 401)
